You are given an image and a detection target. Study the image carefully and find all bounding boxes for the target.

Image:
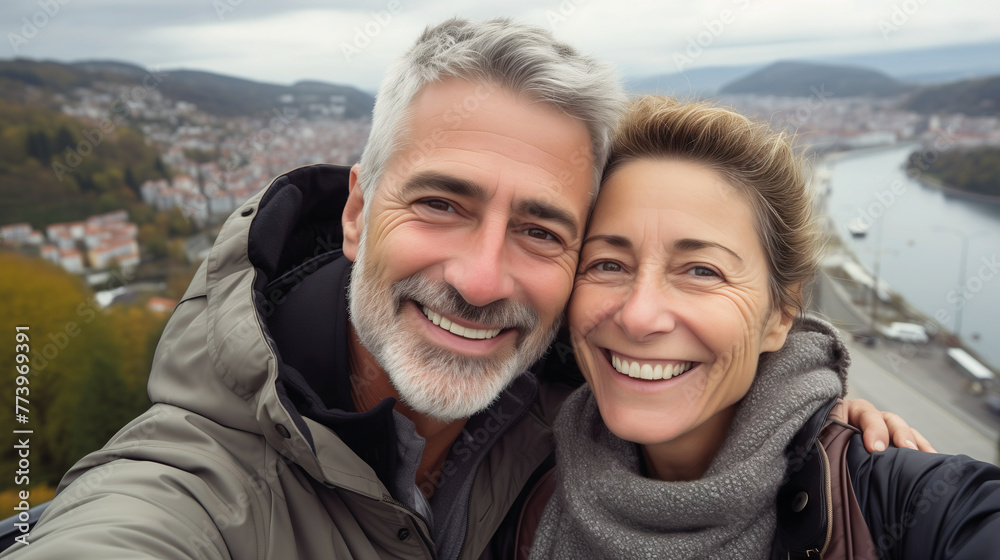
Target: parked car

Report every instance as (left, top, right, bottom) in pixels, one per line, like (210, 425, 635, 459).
(883, 322, 929, 344)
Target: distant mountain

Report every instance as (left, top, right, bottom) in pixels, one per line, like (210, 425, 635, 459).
(625, 65, 757, 96)
(719, 61, 910, 97)
(625, 41, 1000, 98)
(0, 58, 375, 119)
(905, 75, 1000, 117)
(821, 41, 1000, 85)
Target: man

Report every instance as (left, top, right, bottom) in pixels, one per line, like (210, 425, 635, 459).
(3, 18, 922, 560)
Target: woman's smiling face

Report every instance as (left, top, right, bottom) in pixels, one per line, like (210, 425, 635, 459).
(569, 157, 794, 448)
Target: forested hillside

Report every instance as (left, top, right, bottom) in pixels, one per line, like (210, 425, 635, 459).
(0, 99, 168, 227)
(909, 146, 1000, 197)
(1, 252, 167, 488)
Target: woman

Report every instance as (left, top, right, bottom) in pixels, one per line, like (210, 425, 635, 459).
(526, 96, 1000, 559)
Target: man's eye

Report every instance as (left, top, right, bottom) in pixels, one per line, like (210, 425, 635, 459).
(525, 228, 556, 241)
(422, 199, 454, 212)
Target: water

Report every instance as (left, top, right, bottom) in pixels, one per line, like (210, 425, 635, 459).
(825, 144, 1000, 370)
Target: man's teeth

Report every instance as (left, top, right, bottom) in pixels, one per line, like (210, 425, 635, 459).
(611, 354, 693, 380)
(421, 306, 502, 340)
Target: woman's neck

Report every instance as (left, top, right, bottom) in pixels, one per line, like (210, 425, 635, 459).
(640, 405, 739, 482)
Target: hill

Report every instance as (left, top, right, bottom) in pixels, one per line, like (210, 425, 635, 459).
(908, 146, 1000, 198)
(719, 61, 910, 97)
(0, 99, 168, 227)
(625, 65, 758, 96)
(905, 75, 1000, 117)
(821, 40, 1000, 84)
(0, 58, 375, 119)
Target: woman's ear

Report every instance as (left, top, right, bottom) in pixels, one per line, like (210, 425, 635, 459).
(342, 164, 364, 262)
(761, 307, 795, 353)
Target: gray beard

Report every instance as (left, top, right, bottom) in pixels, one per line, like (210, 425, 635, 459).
(347, 230, 562, 421)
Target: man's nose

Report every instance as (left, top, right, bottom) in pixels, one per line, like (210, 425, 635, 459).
(443, 221, 515, 307)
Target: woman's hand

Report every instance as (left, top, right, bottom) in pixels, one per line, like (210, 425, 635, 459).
(832, 398, 937, 453)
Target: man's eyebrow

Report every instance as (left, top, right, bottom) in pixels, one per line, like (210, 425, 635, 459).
(399, 171, 489, 201)
(517, 200, 580, 240)
(581, 233, 632, 249)
(674, 238, 744, 263)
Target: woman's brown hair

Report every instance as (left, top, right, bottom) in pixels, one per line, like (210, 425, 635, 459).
(603, 95, 824, 317)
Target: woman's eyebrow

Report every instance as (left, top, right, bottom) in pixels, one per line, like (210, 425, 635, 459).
(582, 233, 632, 249)
(674, 238, 743, 263)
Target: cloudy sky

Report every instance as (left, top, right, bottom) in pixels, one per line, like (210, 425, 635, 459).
(4, 0, 999, 90)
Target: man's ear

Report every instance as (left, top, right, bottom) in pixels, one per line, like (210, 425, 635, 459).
(342, 164, 364, 262)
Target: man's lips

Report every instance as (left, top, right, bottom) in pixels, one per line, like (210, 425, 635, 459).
(420, 305, 503, 340)
(605, 350, 696, 381)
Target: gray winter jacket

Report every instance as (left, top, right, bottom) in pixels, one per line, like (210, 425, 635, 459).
(1, 164, 570, 560)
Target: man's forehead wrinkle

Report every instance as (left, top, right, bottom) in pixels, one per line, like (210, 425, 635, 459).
(423, 144, 573, 188)
(429, 128, 583, 173)
(443, 128, 575, 162)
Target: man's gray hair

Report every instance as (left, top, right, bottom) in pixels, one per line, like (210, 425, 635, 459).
(356, 17, 624, 204)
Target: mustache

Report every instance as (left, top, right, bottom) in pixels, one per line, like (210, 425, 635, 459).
(391, 274, 539, 332)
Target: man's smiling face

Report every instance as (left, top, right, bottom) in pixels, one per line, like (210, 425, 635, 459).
(342, 77, 594, 420)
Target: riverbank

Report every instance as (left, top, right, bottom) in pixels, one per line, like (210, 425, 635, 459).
(812, 150, 1000, 438)
(908, 168, 1000, 205)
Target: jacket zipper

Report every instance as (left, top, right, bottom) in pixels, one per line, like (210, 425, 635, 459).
(454, 402, 536, 560)
(817, 442, 834, 556)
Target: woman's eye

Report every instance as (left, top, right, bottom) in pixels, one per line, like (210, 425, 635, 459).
(689, 266, 719, 278)
(594, 261, 622, 273)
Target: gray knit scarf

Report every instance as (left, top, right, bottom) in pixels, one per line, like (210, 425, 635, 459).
(529, 316, 849, 560)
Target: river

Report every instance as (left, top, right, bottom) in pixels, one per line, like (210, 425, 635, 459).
(824, 144, 1000, 370)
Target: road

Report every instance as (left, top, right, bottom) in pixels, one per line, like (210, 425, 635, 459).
(815, 271, 1000, 463)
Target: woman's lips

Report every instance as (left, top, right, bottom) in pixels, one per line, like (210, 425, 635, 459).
(606, 350, 695, 380)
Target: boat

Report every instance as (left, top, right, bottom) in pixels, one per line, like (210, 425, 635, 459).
(847, 217, 869, 238)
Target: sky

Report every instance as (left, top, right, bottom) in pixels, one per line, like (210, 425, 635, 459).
(3, 0, 999, 90)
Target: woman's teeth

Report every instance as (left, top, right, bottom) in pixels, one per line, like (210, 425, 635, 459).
(611, 354, 693, 380)
(421, 306, 502, 340)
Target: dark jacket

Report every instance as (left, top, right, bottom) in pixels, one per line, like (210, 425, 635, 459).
(776, 398, 1000, 559)
(1, 164, 572, 560)
(518, 397, 1000, 560)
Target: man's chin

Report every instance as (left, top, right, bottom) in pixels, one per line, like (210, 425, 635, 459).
(383, 352, 521, 421)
